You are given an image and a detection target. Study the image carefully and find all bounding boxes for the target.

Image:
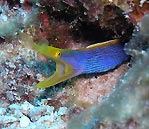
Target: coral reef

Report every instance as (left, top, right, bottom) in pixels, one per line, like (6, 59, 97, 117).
(0, 1, 39, 38)
(67, 13, 149, 129)
(0, 101, 68, 129)
(68, 48, 149, 129)
(0, 0, 148, 129)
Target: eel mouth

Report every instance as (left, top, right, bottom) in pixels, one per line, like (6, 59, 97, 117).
(35, 60, 76, 88)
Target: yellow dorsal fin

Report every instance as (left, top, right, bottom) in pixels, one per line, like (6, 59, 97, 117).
(86, 39, 119, 50)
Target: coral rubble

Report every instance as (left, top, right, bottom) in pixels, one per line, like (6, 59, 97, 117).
(0, 101, 68, 129)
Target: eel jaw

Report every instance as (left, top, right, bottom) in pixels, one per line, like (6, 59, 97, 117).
(35, 60, 78, 88)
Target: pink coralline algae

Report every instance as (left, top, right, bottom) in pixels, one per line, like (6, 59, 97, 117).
(71, 64, 129, 105)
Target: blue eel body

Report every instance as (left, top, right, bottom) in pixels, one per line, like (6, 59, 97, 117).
(61, 42, 129, 74)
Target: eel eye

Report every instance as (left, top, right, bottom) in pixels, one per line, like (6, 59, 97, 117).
(55, 51, 61, 57)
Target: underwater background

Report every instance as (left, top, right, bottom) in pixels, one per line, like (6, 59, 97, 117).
(0, 0, 149, 129)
